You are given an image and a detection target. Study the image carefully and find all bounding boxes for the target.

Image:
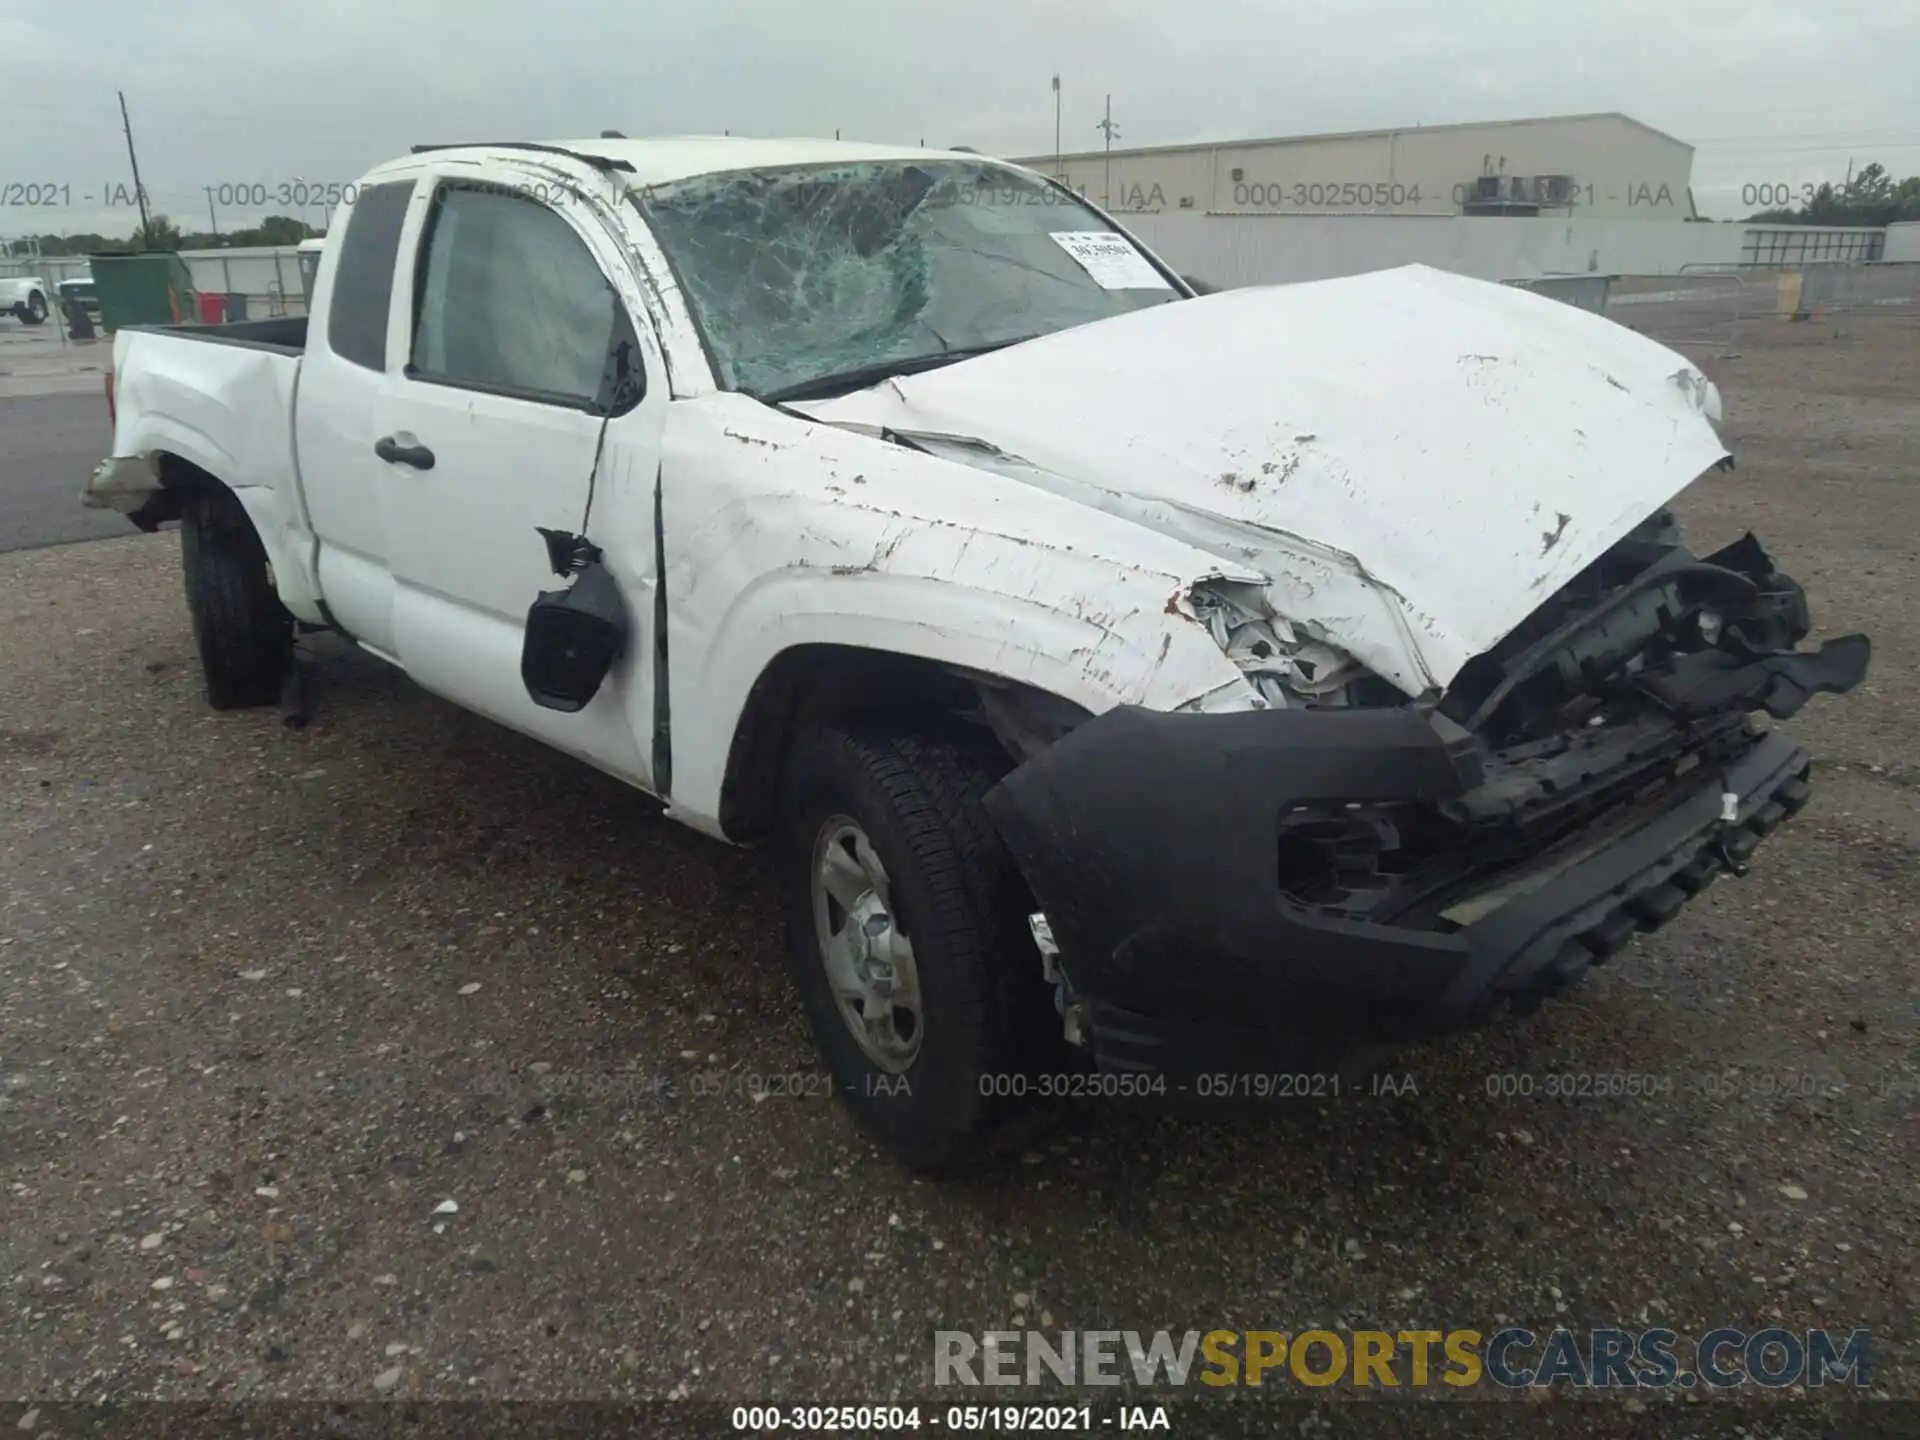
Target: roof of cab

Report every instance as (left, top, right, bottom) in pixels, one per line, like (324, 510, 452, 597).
(374, 136, 1010, 189)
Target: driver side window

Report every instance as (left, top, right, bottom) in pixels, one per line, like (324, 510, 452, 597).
(409, 184, 640, 410)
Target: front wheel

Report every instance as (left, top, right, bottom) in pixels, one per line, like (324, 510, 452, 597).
(777, 724, 1064, 1170)
(179, 488, 292, 709)
(20, 291, 48, 326)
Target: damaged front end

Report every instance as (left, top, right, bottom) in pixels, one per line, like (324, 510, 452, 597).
(980, 516, 1869, 1082)
(1185, 579, 1401, 710)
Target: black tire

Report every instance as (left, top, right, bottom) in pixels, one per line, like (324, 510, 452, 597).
(21, 291, 48, 326)
(179, 488, 292, 710)
(778, 723, 1065, 1170)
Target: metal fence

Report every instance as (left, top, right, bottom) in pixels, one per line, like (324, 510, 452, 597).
(1569, 269, 1748, 357)
(1602, 260, 1920, 358)
(1740, 226, 1884, 267)
(0, 247, 309, 325)
(1503, 274, 1614, 314)
(180, 249, 306, 317)
(0, 253, 93, 291)
(1797, 261, 1920, 340)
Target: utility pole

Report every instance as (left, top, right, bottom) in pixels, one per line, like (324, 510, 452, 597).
(1051, 73, 1062, 179)
(1096, 94, 1120, 209)
(291, 177, 319, 237)
(118, 90, 154, 246)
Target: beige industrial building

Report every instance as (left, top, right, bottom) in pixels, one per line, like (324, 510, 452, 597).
(1010, 112, 1695, 221)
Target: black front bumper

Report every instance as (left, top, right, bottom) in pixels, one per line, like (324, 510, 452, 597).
(982, 704, 1815, 1081)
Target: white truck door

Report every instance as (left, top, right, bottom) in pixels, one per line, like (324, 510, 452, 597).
(293, 175, 421, 660)
(374, 172, 667, 790)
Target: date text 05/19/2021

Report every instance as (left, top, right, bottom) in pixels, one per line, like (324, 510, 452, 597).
(730, 1404, 1172, 1432)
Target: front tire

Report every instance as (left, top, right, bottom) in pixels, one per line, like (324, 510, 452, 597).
(778, 723, 1061, 1170)
(20, 291, 48, 326)
(179, 488, 292, 710)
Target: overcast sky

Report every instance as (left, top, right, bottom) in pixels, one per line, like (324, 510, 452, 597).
(4, 0, 1917, 235)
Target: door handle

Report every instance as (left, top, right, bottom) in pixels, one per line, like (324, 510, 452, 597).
(374, 435, 435, 470)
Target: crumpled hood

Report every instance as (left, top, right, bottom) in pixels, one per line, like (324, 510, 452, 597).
(797, 264, 1729, 697)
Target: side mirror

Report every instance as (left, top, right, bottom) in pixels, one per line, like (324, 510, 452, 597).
(522, 559, 628, 712)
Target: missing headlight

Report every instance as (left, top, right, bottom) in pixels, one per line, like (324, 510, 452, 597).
(1273, 800, 1471, 921)
(1189, 580, 1381, 707)
(1275, 803, 1419, 908)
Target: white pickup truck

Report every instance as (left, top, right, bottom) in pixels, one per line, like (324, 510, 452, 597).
(86, 137, 1868, 1168)
(2, 273, 50, 325)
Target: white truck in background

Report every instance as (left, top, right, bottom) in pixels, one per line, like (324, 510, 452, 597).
(84, 137, 1867, 1168)
(2, 272, 50, 325)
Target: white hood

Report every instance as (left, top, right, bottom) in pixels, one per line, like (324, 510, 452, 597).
(798, 264, 1729, 697)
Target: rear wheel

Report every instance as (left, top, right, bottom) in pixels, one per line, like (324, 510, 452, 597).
(778, 723, 1064, 1170)
(20, 291, 48, 326)
(179, 488, 292, 709)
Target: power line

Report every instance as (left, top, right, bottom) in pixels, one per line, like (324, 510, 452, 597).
(1694, 137, 1920, 151)
(1686, 126, 1920, 144)
(0, 99, 123, 113)
(1696, 140, 1920, 156)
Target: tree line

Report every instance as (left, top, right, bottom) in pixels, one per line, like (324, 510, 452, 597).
(4, 214, 320, 258)
(1745, 163, 1920, 226)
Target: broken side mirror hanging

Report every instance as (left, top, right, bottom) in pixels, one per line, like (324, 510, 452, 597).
(521, 529, 629, 713)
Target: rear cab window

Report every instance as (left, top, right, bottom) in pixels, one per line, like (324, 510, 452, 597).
(324, 179, 415, 370)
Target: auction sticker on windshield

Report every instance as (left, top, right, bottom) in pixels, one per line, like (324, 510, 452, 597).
(1049, 231, 1171, 290)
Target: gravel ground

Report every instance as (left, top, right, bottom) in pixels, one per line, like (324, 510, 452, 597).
(1, 311, 1914, 1431)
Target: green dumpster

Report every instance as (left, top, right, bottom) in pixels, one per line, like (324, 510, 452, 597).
(88, 251, 197, 332)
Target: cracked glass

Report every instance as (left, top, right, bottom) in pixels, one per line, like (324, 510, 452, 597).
(635, 159, 1180, 399)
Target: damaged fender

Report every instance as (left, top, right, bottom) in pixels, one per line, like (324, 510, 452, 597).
(88, 335, 324, 621)
(653, 394, 1267, 834)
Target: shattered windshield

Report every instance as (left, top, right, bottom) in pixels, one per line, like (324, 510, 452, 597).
(635, 159, 1181, 399)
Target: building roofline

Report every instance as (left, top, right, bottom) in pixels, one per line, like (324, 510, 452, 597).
(1012, 112, 1692, 165)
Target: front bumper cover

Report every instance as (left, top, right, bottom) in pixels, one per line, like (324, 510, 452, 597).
(982, 703, 1816, 1080)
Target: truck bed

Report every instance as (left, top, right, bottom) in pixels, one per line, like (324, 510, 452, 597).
(122, 315, 308, 354)
(90, 321, 307, 532)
